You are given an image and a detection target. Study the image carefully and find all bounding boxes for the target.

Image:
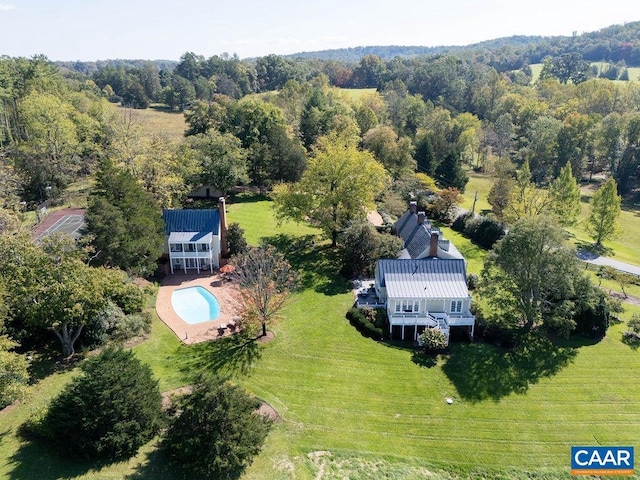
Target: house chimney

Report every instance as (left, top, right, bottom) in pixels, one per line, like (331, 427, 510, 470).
(409, 201, 417, 214)
(219, 197, 229, 258)
(429, 231, 439, 257)
(417, 211, 426, 225)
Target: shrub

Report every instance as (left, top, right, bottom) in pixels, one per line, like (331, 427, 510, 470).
(37, 347, 162, 460)
(418, 328, 448, 351)
(0, 335, 29, 409)
(452, 211, 474, 232)
(463, 215, 505, 249)
(346, 307, 384, 339)
(164, 376, 272, 479)
(624, 314, 640, 342)
(467, 273, 479, 290)
(110, 311, 152, 342)
(227, 222, 248, 256)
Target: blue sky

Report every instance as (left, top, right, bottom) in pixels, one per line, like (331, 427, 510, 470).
(0, 0, 638, 61)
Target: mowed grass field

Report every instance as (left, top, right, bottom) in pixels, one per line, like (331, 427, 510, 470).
(462, 171, 640, 267)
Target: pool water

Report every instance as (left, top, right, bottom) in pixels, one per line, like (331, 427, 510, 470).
(171, 286, 221, 324)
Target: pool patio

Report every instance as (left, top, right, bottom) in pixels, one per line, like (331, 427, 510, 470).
(156, 273, 244, 344)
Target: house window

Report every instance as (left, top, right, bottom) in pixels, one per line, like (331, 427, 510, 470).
(198, 243, 210, 252)
(395, 302, 401, 313)
(170, 244, 182, 252)
(450, 300, 462, 313)
(414, 300, 420, 313)
(186, 244, 196, 252)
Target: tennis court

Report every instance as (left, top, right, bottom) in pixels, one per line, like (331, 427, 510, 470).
(33, 208, 86, 241)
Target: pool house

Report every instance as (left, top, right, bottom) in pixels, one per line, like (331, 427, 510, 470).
(162, 199, 228, 274)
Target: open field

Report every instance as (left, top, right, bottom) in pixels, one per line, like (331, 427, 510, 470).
(338, 87, 377, 101)
(118, 105, 186, 143)
(529, 63, 640, 83)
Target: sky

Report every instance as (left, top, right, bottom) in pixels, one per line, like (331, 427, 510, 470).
(0, 0, 638, 61)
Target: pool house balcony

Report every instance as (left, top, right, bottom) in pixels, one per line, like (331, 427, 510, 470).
(168, 232, 218, 274)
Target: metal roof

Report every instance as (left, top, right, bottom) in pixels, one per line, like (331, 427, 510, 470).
(168, 231, 213, 243)
(377, 258, 469, 299)
(162, 209, 219, 236)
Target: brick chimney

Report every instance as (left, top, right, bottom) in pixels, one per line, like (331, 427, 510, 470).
(429, 231, 439, 257)
(417, 211, 426, 225)
(219, 197, 229, 258)
(409, 201, 417, 214)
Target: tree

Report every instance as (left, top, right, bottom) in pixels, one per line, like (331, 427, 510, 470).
(414, 132, 437, 175)
(503, 160, 551, 224)
(435, 150, 468, 192)
(273, 139, 389, 246)
(38, 347, 162, 460)
(0, 334, 29, 409)
(586, 177, 621, 246)
(85, 160, 165, 276)
(185, 131, 249, 196)
(0, 234, 144, 357)
(549, 162, 581, 227)
(362, 125, 415, 180)
(164, 376, 272, 479)
(227, 222, 248, 256)
(428, 187, 464, 224)
(340, 221, 403, 277)
(231, 245, 297, 337)
(480, 215, 586, 337)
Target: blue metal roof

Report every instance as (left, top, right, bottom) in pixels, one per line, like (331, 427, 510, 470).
(162, 209, 220, 236)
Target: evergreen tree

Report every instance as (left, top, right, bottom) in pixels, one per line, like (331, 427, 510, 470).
(164, 376, 272, 479)
(39, 347, 162, 460)
(435, 150, 468, 191)
(85, 160, 165, 276)
(587, 177, 621, 246)
(549, 162, 582, 226)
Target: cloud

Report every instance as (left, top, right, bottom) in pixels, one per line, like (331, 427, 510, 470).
(0, 4, 16, 11)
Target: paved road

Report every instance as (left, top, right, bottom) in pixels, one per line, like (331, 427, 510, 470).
(577, 250, 640, 277)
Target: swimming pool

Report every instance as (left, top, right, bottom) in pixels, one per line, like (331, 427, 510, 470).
(171, 286, 221, 324)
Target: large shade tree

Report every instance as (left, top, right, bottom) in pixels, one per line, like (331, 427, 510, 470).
(0, 234, 144, 357)
(273, 138, 389, 246)
(480, 215, 589, 337)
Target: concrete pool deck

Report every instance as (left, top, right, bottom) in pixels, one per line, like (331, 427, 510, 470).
(156, 273, 244, 344)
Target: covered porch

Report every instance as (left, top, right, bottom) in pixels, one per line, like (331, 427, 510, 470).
(168, 231, 215, 274)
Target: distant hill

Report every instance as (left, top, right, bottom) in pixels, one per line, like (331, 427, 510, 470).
(288, 21, 640, 67)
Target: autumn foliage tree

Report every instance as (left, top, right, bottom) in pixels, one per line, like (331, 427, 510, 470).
(231, 245, 297, 337)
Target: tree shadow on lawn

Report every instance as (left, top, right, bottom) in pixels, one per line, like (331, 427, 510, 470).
(442, 334, 579, 402)
(262, 233, 351, 296)
(125, 445, 188, 480)
(179, 331, 262, 380)
(7, 439, 119, 480)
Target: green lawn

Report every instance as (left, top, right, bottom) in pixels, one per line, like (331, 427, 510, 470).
(460, 171, 493, 214)
(2, 194, 640, 479)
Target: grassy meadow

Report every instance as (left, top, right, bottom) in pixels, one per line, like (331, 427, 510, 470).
(528, 63, 640, 83)
(118, 105, 187, 143)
